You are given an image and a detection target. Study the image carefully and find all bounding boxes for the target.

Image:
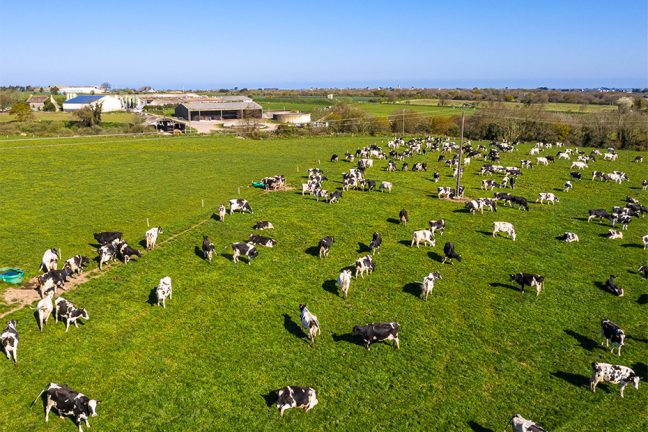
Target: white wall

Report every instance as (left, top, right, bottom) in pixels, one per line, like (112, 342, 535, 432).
(62, 96, 124, 112)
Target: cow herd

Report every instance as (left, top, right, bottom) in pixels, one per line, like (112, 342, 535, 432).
(1, 136, 646, 430)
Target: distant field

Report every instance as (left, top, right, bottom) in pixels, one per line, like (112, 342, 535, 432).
(0, 111, 136, 123)
(0, 135, 646, 431)
(398, 99, 618, 113)
(355, 102, 469, 118)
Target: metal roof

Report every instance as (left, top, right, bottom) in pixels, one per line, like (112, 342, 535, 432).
(64, 95, 105, 104)
(179, 101, 262, 111)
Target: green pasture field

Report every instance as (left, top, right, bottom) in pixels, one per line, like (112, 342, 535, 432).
(0, 112, 136, 123)
(397, 99, 618, 113)
(354, 102, 470, 118)
(0, 135, 646, 431)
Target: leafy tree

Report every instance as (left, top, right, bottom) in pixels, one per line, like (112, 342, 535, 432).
(50, 86, 59, 95)
(616, 97, 633, 113)
(43, 98, 56, 112)
(10, 101, 33, 122)
(100, 82, 112, 91)
(74, 103, 102, 127)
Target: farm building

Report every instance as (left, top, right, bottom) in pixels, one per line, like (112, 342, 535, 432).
(62, 95, 123, 112)
(272, 111, 311, 124)
(147, 117, 186, 133)
(57, 85, 106, 96)
(27, 95, 59, 111)
(175, 99, 262, 121)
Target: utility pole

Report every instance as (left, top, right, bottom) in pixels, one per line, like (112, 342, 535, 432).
(401, 110, 405, 137)
(455, 107, 465, 194)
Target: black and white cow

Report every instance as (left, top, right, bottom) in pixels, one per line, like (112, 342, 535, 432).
(156, 276, 172, 308)
(249, 234, 276, 248)
(563, 181, 573, 192)
(253, 221, 274, 230)
(35, 291, 54, 333)
(40, 248, 60, 272)
(421, 272, 442, 301)
(231, 242, 258, 264)
(560, 232, 579, 243)
(314, 189, 329, 201)
(510, 414, 546, 432)
(442, 242, 462, 264)
(355, 255, 375, 279)
(510, 196, 529, 211)
(64, 255, 90, 276)
(299, 304, 320, 343)
(54, 297, 90, 332)
(509, 273, 544, 296)
(145, 226, 163, 250)
(433, 171, 440, 182)
(229, 199, 253, 214)
(368, 232, 382, 255)
(493, 222, 516, 241)
(411, 229, 435, 248)
(116, 241, 142, 264)
(32, 383, 100, 432)
(329, 191, 342, 204)
(330, 154, 339, 162)
(1, 320, 18, 364)
(570, 171, 582, 180)
(318, 236, 334, 258)
(600, 319, 625, 356)
(465, 200, 484, 214)
(592, 170, 606, 181)
(337, 269, 352, 298)
(607, 229, 623, 240)
(590, 362, 640, 397)
(428, 219, 445, 236)
(536, 193, 559, 205)
(643, 179, 648, 190)
(352, 322, 400, 350)
(37, 268, 74, 297)
(380, 181, 393, 192)
(399, 208, 409, 224)
(386, 160, 396, 172)
(587, 209, 610, 223)
(202, 236, 215, 263)
(604, 275, 624, 296)
(638, 265, 648, 278)
(276, 386, 318, 417)
(643, 234, 648, 249)
(93, 231, 122, 246)
(98, 243, 118, 270)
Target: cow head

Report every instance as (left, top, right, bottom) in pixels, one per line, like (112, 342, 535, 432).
(8, 320, 16, 330)
(351, 325, 363, 336)
(87, 399, 100, 417)
(79, 309, 90, 320)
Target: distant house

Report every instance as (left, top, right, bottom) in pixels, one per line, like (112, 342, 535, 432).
(57, 86, 106, 97)
(27, 95, 58, 111)
(62, 95, 123, 112)
(327, 94, 334, 100)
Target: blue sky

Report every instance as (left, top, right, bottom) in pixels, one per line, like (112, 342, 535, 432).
(1, 0, 646, 89)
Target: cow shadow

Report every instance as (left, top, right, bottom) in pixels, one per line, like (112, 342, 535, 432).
(637, 294, 648, 305)
(221, 253, 234, 262)
(476, 231, 492, 237)
(210, 213, 222, 221)
(193, 246, 204, 259)
(627, 335, 648, 344)
(632, 362, 648, 380)
(398, 240, 412, 247)
(386, 217, 400, 224)
(428, 251, 444, 263)
(563, 329, 598, 352)
(332, 332, 363, 347)
(138, 239, 147, 249)
(88, 242, 101, 249)
(621, 243, 643, 249)
(597, 233, 610, 238)
(147, 287, 158, 306)
(357, 242, 371, 253)
(593, 281, 615, 294)
(305, 246, 320, 257)
(322, 280, 339, 296)
(402, 282, 421, 298)
(467, 421, 494, 432)
(550, 371, 590, 389)
(572, 217, 589, 222)
(283, 314, 307, 341)
(261, 391, 277, 408)
(489, 282, 520, 292)
(553, 188, 563, 192)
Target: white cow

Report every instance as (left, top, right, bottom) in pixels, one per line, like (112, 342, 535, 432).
(411, 229, 436, 248)
(379, 181, 392, 192)
(562, 232, 579, 243)
(421, 272, 442, 301)
(493, 222, 516, 241)
(337, 270, 352, 299)
(641, 234, 648, 249)
(156, 276, 172, 308)
(299, 304, 321, 343)
(603, 152, 618, 161)
(536, 157, 549, 166)
(511, 414, 546, 432)
(39, 248, 59, 273)
(608, 229, 623, 240)
(571, 161, 588, 170)
(145, 226, 163, 250)
(536, 192, 559, 205)
(35, 291, 54, 333)
(218, 204, 226, 221)
(590, 362, 640, 397)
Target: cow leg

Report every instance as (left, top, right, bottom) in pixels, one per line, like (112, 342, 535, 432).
(394, 337, 400, 349)
(74, 320, 79, 329)
(45, 397, 54, 422)
(590, 376, 599, 392)
(620, 382, 627, 397)
(65, 319, 70, 332)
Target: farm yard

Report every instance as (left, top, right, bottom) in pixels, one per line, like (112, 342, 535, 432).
(0, 134, 646, 431)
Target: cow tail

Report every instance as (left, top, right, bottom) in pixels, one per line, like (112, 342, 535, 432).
(30, 386, 48, 408)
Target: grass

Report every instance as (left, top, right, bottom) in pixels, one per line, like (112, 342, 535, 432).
(0, 112, 136, 123)
(397, 99, 618, 113)
(0, 135, 646, 431)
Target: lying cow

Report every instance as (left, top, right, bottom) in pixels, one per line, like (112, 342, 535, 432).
(299, 304, 320, 343)
(64, 255, 90, 276)
(253, 221, 273, 230)
(536, 192, 559, 205)
(337, 269, 352, 299)
(590, 362, 640, 397)
(156, 276, 172, 308)
(145, 226, 163, 250)
(510, 414, 546, 432)
(560, 232, 579, 243)
(249, 234, 276, 248)
(276, 386, 318, 417)
(93, 231, 122, 246)
(411, 229, 435, 248)
(40, 248, 60, 272)
(32, 383, 100, 432)
(231, 242, 258, 264)
(368, 232, 382, 255)
(607, 229, 623, 240)
(510, 273, 544, 296)
(399, 208, 409, 224)
(318, 236, 334, 258)
(1, 320, 18, 364)
(55, 297, 90, 332)
(202, 235, 215, 263)
(229, 199, 253, 214)
(493, 221, 516, 241)
(604, 275, 624, 296)
(355, 255, 375, 279)
(352, 322, 400, 350)
(601, 319, 625, 356)
(421, 272, 442, 301)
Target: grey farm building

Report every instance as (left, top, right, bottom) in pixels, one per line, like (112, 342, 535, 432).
(175, 100, 262, 121)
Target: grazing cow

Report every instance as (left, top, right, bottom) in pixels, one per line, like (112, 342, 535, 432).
(352, 322, 400, 350)
(442, 242, 462, 264)
(368, 232, 382, 255)
(536, 156, 549, 166)
(387, 160, 396, 172)
(560, 232, 579, 243)
(37, 268, 74, 298)
(97, 243, 118, 270)
(202, 236, 215, 263)
(399, 208, 409, 224)
(433, 171, 440, 182)
(337, 269, 352, 299)
(437, 186, 453, 199)
(329, 191, 342, 204)
(145, 226, 163, 250)
(570, 171, 582, 180)
(571, 161, 588, 170)
(231, 242, 258, 265)
(116, 241, 141, 264)
(510, 273, 544, 296)
(600, 319, 625, 356)
(428, 219, 446, 236)
(412, 162, 427, 171)
(588, 209, 610, 223)
(276, 386, 318, 417)
(93, 231, 122, 245)
(54, 298, 89, 332)
(421, 272, 442, 301)
(40, 248, 60, 273)
(402, 162, 409, 172)
(604, 275, 624, 296)
(363, 179, 377, 191)
(643, 180, 648, 190)
(592, 171, 606, 181)
(557, 151, 571, 160)
(563, 181, 573, 192)
(465, 200, 484, 214)
(536, 193, 559, 205)
(299, 304, 320, 343)
(603, 152, 618, 161)
(481, 179, 499, 190)
(32, 383, 99, 431)
(1, 320, 18, 364)
(35, 291, 54, 332)
(64, 255, 90, 276)
(643, 234, 648, 249)
(493, 222, 516, 241)
(634, 156, 643, 163)
(510, 414, 546, 432)
(318, 236, 334, 258)
(411, 229, 435, 248)
(380, 181, 393, 192)
(249, 234, 276, 248)
(590, 362, 640, 397)
(229, 199, 253, 214)
(510, 196, 529, 211)
(156, 276, 172, 308)
(253, 221, 274, 230)
(314, 189, 329, 201)
(355, 255, 375, 279)
(330, 154, 339, 162)
(218, 204, 226, 221)
(638, 265, 648, 279)
(607, 229, 623, 240)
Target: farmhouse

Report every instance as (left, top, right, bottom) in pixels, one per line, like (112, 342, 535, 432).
(175, 98, 263, 121)
(62, 95, 123, 112)
(27, 95, 58, 111)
